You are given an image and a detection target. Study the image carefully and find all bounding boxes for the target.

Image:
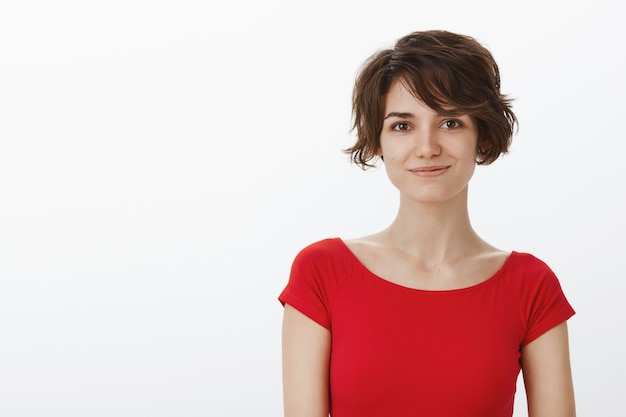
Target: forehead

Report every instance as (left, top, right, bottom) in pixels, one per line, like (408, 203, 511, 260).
(384, 80, 459, 115)
(384, 80, 424, 108)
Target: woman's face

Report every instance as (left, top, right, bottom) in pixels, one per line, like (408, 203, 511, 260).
(378, 80, 479, 205)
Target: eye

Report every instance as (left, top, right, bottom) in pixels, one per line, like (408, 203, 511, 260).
(391, 122, 411, 131)
(441, 119, 462, 129)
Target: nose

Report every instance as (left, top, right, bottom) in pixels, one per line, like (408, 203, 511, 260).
(413, 127, 441, 158)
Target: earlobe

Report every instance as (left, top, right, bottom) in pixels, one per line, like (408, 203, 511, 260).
(476, 140, 492, 162)
(478, 137, 492, 152)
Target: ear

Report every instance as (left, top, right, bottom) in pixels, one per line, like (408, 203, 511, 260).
(477, 139, 492, 156)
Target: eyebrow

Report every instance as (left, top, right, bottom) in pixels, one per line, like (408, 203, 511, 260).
(384, 112, 415, 120)
(384, 109, 465, 120)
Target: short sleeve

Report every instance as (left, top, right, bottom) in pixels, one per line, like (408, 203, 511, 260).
(518, 255, 575, 346)
(278, 239, 349, 330)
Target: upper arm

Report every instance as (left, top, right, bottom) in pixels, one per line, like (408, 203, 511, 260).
(282, 303, 331, 417)
(521, 321, 576, 417)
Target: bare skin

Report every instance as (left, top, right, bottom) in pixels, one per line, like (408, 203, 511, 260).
(342, 189, 509, 292)
(282, 305, 330, 417)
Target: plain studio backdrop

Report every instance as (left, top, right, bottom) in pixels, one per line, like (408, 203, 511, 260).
(0, 1, 624, 416)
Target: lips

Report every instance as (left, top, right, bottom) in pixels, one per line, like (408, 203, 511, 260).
(409, 166, 450, 177)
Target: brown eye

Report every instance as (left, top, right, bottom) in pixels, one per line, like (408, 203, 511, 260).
(392, 122, 411, 131)
(442, 120, 462, 129)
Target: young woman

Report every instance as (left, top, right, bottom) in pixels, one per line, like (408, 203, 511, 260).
(279, 30, 575, 417)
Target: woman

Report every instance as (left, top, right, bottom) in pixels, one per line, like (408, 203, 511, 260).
(279, 30, 575, 417)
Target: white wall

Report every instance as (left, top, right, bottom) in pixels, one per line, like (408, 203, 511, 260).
(1, 0, 623, 415)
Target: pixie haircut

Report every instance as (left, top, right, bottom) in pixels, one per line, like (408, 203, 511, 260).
(346, 30, 518, 168)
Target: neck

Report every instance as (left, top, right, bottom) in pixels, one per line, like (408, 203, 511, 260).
(382, 188, 486, 263)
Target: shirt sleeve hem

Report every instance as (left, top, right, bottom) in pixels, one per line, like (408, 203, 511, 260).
(522, 308, 575, 347)
(278, 290, 331, 330)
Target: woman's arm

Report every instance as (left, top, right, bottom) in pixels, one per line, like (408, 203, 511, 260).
(521, 321, 576, 417)
(282, 303, 331, 417)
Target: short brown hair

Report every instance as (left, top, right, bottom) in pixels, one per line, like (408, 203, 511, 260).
(346, 30, 518, 168)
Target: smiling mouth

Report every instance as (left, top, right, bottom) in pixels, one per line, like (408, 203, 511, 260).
(409, 166, 450, 177)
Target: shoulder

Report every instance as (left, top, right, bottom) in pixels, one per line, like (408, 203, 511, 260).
(504, 252, 572, 310)
(296, 237, 346, 257)
(283, 238, 356, 320)
(281, 238, 352, 329)
(506, 253, 575, 346)
(503, 251, 559, 281)
(339, 234, 388, 263)
(291, 238, 355, 275)
(293, 238, 348, 263)
(498, 252, 570, 305)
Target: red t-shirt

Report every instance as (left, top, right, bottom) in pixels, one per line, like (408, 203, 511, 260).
(279, 238, 575, 417)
